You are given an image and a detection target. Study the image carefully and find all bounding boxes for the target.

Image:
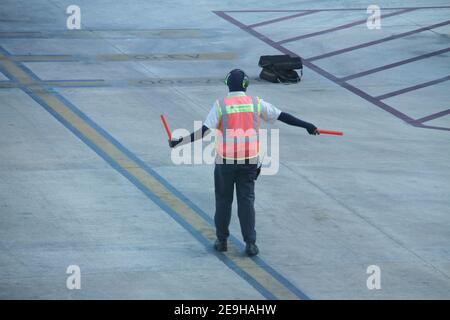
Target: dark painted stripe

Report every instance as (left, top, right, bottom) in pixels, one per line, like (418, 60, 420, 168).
(278, 8, 415, 44)
(248, 11, 318, 28)
(11, 55, 78, 62)
(223, 6, 450, 13)
(416, 109, 450, 123)
(0, 77, 276, 89)
(417, 123, 450, 131)
(376, 75, 450, 100)
(214, 11, 296, 57)
(308, 20, 450, 61)
(43, 79, 106, 82)
(213, 11, 417, 126)
(10, 52, 236, 63)
(341, 47, 450, 81)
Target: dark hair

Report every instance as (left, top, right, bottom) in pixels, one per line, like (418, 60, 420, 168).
(225, 69, 249, 92)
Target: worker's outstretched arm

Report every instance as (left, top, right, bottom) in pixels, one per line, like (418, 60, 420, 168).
(168, 125, 210, 148)
(278, 112, 319, 135)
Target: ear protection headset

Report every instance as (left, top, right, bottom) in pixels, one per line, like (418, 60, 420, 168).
(224, 69, 249, 89)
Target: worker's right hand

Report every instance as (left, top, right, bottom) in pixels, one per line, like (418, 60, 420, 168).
(168, 137, 183, 148)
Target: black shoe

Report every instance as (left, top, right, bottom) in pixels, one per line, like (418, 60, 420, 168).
(245, 242, 259, 256)
(214, 239, 227, 252)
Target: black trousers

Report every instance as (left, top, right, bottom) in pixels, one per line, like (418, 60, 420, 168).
(214, 162, 258, 243)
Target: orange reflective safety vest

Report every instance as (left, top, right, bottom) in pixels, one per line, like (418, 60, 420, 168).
(216, 95, 261, 160)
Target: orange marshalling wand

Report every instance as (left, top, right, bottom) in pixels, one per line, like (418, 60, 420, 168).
(318, 129, 344, 136)
(160, 114, 172, 139)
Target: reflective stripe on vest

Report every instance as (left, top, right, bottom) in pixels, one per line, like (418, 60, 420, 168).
(217, 95, 260, 160)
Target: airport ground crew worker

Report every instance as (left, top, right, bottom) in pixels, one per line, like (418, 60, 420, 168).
(169, 69, 319, 256)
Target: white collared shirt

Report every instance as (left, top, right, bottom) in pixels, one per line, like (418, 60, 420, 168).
(203, 91, 282, 129)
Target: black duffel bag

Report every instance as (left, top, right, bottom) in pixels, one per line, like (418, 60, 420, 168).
(259, 54, 303, 70)
(259, 67, 301, 83)
(258, 54, 303, 84)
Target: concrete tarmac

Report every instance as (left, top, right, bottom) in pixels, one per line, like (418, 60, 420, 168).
(0, 0, 449, 299)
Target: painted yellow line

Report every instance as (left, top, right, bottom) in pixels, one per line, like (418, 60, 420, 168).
(0, 77, 274, 89)
(99, 52, 236, 61)
(44, 80, 107, 87)
(0, 52, 301, 300)
(0, 29, 204, 39)
(11, 52, 236, 62)
(11, 55, 76, 62)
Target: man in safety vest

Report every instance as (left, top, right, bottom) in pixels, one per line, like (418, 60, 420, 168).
(169, 69, 319, 256)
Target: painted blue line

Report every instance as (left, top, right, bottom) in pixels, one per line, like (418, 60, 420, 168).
(1, 45, 310, 299)
(51, 85, 312, 301)
(0, 65, 20, 84)
(0, 46, 11, 56)
(1, 50, 275, 299)
(22, 85, 277, 300)
(16, 63, 44, 82)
